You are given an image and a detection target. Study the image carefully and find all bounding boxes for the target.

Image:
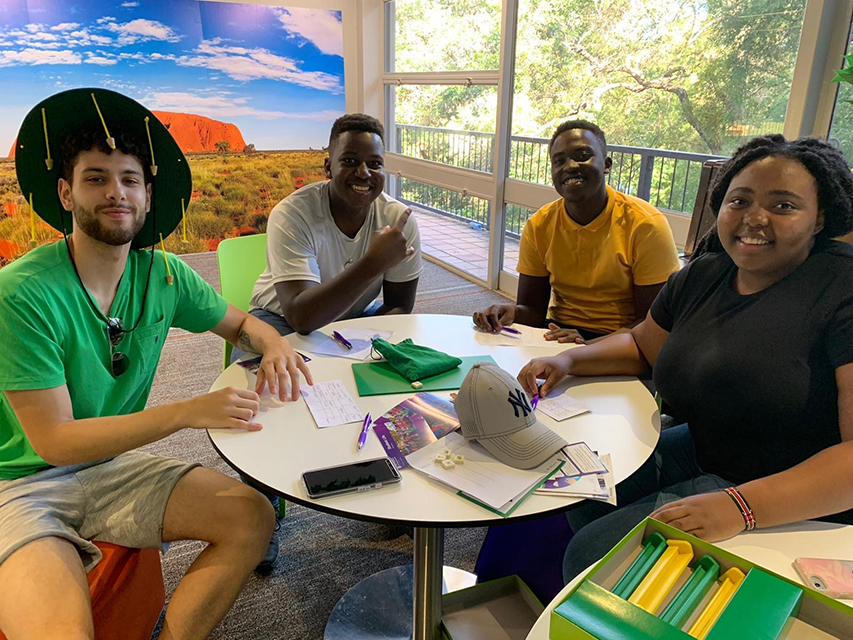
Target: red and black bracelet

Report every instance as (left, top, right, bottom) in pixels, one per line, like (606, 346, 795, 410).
(724, 486, 756, 531)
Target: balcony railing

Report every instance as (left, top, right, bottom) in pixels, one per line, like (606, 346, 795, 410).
(395, 124, 726, 236)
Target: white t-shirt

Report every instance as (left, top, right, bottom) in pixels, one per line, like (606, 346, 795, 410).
(250, 180, 422, 319)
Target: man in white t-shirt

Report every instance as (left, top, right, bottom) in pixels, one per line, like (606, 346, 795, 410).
(243, 113, 422, 350)
(236, 114, 422, 569)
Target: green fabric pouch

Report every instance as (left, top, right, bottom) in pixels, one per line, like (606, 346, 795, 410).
(371, 338, 463, 382)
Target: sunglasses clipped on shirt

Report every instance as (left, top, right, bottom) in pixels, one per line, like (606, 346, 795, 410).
(107, 317, 130, 377)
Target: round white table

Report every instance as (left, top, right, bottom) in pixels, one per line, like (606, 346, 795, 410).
(208, 314, 661, 640)
(525, 520, 853, 639)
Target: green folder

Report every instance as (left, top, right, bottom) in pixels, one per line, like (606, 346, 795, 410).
(351, 355, 497, 396)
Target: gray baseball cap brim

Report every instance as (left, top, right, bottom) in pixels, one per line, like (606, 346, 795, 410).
(476, 418, 567, 470)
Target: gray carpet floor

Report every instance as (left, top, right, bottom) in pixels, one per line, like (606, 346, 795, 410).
(141, 253, 510, 639)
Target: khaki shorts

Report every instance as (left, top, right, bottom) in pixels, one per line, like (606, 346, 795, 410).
(0, 451, 198, 571)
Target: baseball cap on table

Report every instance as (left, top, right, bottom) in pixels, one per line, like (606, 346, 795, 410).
(455, 362, 567, 470)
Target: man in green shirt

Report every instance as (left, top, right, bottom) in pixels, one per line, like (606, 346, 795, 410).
(0, 89, 313, 640)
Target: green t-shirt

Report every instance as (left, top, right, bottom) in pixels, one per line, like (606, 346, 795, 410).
(0, 241, 228, 479)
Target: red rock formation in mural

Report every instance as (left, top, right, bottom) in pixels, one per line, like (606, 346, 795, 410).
(8, 111, 247, 157)
(151, 111, 247, 153)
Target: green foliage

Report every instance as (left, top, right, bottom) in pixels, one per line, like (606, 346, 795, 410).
(186, 209, 233, 239)
(393, 0, 501, 72)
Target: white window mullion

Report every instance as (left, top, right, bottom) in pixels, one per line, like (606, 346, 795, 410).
(488, 0, 520, 290)
(784, 0, 853, 138)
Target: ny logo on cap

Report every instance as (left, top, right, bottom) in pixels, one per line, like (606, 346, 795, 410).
(507, 388, 531, 418)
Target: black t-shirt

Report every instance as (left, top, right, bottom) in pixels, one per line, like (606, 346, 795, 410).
(651, 241, 853, 497)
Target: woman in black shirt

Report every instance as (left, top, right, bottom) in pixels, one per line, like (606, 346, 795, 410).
(518, 135, 853, 582)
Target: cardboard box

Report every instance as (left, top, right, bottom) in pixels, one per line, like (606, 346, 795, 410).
(441, 575, 544, 640)
(550, 518, 853, 639)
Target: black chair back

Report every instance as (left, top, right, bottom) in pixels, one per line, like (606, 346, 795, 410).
(683, 159, 728, 258)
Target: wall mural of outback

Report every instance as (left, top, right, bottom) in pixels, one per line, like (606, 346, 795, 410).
(0, 0, 343, 265)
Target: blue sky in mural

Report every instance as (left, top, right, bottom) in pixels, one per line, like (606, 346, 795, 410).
(0, 0, 345, 154)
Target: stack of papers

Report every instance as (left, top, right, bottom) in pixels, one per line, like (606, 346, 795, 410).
(536, 451, 616, 506)
(311, 328, 393, 360)
(406, 432, 564, 517)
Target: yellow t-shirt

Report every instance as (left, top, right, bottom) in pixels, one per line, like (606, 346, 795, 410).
(516, 186, 680, 333)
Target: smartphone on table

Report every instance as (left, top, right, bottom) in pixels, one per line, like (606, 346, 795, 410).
(793, 557, 853, 599)
(302, 457, 401, 499)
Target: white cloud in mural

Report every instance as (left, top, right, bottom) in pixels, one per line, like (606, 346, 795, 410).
(85, 53, 118, 65)
(121, 2, 140, 7)
(175, 40, 342, 92)
(146, 91, 342, 121)
(97, 17, 116, 24)
(14, 40, 63, 49)
(53, 28, 113, 48)
(0, 48, 81, 67)
(106, 19, 181, 45)
(118, 52, 147, 61)
(273, 8, 343, 57)
(11, 30, 60, 43)
(51, 23, 81, 32)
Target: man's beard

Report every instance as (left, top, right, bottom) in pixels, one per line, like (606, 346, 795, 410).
(72, 202, 146, 246)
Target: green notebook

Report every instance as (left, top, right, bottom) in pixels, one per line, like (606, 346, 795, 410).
(352, 355, 497, 396)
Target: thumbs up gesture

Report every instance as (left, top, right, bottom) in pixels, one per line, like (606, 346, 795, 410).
(365, 208, 415, 274)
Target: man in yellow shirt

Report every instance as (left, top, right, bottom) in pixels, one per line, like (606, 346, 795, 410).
(473, 120, 680, 342)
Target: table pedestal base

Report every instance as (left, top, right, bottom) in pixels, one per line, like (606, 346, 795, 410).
(324, 565, 476, 640)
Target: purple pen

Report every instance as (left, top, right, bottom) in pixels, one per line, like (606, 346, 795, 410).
(501, 326, 521, 335)
(332, 330, 353, 350)
(357, 413, 373, 450)
(531, 393, 540, 410)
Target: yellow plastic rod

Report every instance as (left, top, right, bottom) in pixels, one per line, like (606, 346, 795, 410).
(688, 567, 746, 639)
(628, 539, 694, 613)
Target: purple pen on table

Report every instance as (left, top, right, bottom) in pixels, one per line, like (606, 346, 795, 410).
(500, 326, 521, 335)
(357, 413, 373, 450)
(531, 393, 540, 410)
(332, 330, 353, 350)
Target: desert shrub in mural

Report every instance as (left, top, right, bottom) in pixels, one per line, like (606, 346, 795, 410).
(0, 150, 327, 265)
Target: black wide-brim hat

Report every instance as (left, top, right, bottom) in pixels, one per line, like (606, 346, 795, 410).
(14, 87, 190, 249)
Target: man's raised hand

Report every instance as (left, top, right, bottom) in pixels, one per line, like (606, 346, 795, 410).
(365, 208, 414, 273)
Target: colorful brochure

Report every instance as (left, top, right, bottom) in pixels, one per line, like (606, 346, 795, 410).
(371, 393, 460, 469)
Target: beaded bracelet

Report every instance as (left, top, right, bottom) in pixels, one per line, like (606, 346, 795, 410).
(724, 486, 756, 531)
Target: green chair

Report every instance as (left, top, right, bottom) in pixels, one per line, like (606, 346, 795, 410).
(216, 233, 269, 370)
(216, 232, 286, 518)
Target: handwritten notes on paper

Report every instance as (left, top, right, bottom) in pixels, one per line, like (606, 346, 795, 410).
(300, 380, 363, 428)
(536, 394, 591, 421)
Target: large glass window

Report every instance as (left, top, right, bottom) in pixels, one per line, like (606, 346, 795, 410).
(503, 203, 536, 276)
(390, 0, 501, 73)
(399, 178, 492, 281)
(391, 84, 497, 172)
